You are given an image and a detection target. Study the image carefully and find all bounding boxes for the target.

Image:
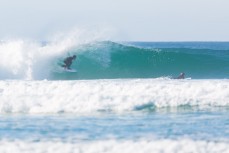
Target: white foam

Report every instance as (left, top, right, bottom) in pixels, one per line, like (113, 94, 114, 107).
(0, 79, 229, 114)
(0, 139, 228, 153)
(0, 28, 111, 80)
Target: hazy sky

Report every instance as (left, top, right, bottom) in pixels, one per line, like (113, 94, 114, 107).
(0, 0, 229, 41)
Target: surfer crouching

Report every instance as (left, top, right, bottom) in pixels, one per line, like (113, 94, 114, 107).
(62, 55, 77, 70)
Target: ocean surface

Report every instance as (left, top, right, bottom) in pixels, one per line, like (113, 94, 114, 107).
(0, 40, 229, 153)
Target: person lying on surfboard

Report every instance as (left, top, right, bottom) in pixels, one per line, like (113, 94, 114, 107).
(62, 55, 77, 70)
(175, 72, 185, 79)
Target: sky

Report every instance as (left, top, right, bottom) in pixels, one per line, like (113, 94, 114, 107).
(0, 0, 229, 41)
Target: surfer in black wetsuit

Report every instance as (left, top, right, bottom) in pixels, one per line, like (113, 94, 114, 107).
(175, 72, 185, 79)
(62, 55, 77, 70)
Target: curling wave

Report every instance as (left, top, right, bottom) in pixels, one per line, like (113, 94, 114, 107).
(0, 40, 229, 80)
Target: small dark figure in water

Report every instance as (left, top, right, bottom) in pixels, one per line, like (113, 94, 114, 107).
(62, 55, 77, 70)
(175, 72, 185, 79)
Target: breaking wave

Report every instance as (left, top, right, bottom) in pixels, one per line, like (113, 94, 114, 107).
(0, 39, 229, 80)
(0, 79, 229, 114)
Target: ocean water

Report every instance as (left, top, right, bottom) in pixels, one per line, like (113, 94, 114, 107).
(0, 39, 229, 153)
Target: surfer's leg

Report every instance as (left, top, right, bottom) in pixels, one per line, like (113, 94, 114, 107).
(65, 64, 70, 69)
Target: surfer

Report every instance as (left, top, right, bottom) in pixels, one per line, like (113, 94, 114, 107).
(62, 55, 77, 70)
(175, 72, 185, 79)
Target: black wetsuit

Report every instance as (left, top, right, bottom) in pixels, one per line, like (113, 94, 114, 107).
(63, 57, 75, 69)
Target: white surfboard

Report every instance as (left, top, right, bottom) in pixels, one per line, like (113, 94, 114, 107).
(63, 68, 77, 73)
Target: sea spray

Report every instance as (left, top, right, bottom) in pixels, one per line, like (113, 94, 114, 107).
(0, 28, 112, 80)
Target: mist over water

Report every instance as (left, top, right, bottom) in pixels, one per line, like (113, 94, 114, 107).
(0, 28, 112, 80)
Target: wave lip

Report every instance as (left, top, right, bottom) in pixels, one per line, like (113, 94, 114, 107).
(0, 79, 229, 114)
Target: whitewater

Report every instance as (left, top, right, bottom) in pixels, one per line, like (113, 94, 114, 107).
(1, 79, 229, 114)
(0, 32, 229, 153)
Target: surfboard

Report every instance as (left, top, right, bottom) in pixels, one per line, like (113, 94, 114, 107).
(63, 68, 77, 73)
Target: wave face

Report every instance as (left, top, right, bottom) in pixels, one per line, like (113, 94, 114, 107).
(52, 41, 229, 80)
(0, 40, 229, 80)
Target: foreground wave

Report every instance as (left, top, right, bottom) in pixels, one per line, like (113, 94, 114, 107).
(0, 139, 228, 153)
(0, 79, 228, 114)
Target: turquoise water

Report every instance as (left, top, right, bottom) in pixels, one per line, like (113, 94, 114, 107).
(51, 41, 229, 80)
(0, 110, 228, 142)
(0, 41, 229, 152)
